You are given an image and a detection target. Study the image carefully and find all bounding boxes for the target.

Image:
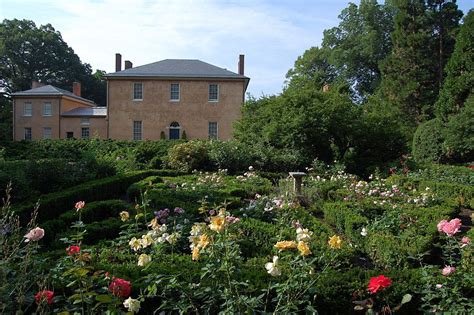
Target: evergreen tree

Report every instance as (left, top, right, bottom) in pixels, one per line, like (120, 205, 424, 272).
(379, 0, 461, 125)
(379, 0, 435, 125)
(435, 9, 473, 120)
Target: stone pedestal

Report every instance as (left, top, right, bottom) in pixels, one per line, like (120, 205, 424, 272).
(289, 172, 306, 195)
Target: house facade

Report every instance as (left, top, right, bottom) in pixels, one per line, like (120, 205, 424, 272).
(105, 54, 249, 140)
(11, 55, 249, 141)
(12, 83, 107, 140)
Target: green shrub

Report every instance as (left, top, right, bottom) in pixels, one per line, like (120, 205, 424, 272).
(207, 140, 253, 173)
(13, 170, 158, 224)
(444, 101, 474, 163)
(166, 140, 213, 172)
(412, 119, 445, 163)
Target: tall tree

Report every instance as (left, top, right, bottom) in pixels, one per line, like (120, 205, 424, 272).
(284, 46, 338, 92)
(435, 9, 473, 120)
(322, 0, 395, 102)
(426, 0, 463, 91)
(0, 19, 106, 104)
(379, 0, 461, 125)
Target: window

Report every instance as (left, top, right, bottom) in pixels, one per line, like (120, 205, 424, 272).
(43, 103, 52, 116)
(133, 121, 142, 140)
(169, 122, 180, 139)
(66, 132, 74, 139)
(24, 127, 32, 140)
(133, 83, 143, 100)
(208, 84, 219, 101)
(208, 122, 218, 139)
(43, 127, 52, 139)
(170, 83, 180, 101)
(81, 127, 90, 139)
(80, 118, 90, 125)
(23, 103, 32, 116)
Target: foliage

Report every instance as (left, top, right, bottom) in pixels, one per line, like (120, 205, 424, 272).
(13, 170, 159, 224)
(379, 0, 462, 126)
(322, 0, 395, 101)
(435, 9, 474, 120)
(0, 19, 106, 105)
(412, 118, 446, 163)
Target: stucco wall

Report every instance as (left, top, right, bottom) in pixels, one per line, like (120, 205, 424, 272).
(14, 96, 61, 140)
(107, 78, 245, 140)
(61, 116, 107, 139)
(13, 96, 102, 140)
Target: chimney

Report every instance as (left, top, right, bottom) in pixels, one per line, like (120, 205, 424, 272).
(238, 54, 244, 75)
(115, 53, 122, 72)
(323, 84, 330, 93)
(73, 81, 81, 97)
(31, 80, 45, 89)
(125, 60, 133, 69)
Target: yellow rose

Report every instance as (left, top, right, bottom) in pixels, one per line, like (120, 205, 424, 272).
(297, 241, 311, 256)
(328, 235, 342, 249)
(148, 217, 159, 230)
(120, 211, 130, 222)
(274, 240, 297, 251)
(192, 247, 200, 261)
(129, 237, 141, 251)
(137, 253, 151, 267)
(198, 234, 210, 249)
(209, 216, 226, 233)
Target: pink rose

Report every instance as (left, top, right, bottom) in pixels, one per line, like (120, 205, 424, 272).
(441, 218, 462, 237)
(442, 266, 456, 276)
(75, 201, 85, 211)
(461, 236, 470, 248)
(437, 220, 448, 232)
(24, 227, 45, 242)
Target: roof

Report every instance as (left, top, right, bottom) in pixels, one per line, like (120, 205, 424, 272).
(61, 107, 107, 117)
(11, 85, 96, 105)
(105, 59, 249, 80)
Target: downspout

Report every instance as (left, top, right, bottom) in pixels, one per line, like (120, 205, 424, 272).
(106, 80, 109, 139)
(58, 97, 62, 139)
(12, 98, 15, 140)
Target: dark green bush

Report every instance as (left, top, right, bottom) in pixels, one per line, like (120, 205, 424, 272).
(412, 119, 445, 163)
(444, 100, 474, 163)
(13, 170, 158, 224)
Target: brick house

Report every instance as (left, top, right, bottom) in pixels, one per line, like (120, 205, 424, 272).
(12, 83, 107, 140)
(11, 55, 249, 141)
(105, 54, 249, 140)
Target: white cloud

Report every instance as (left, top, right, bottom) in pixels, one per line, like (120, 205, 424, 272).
(3, 0, 348, 95)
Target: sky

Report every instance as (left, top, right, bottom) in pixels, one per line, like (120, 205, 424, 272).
(1, 0, 472, 97)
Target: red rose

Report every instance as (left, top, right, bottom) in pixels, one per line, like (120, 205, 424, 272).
(66, 245, 80, 256)
(35, 290, 54, 304)
(108, 277, 131, 297)
(368, 275, 392, 294)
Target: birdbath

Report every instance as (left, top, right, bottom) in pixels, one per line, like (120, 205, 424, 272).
(289, 172, 306, 196)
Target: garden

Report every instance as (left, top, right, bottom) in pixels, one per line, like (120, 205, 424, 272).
(0, 140, 472, 314)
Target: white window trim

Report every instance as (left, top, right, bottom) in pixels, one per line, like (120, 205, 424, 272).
(133, 83, 143, 101)
(81, 127, 90, 139)
(208, 122, 218, 139)
(43, 127, 52, 139)
(24, 127, 32, 140)
(170, 83, 180, 102)
(23, 103, 32, 117)
(133, 121, 143, 141)
(43, 103, 52, 116)
(208, 84, 219, 102)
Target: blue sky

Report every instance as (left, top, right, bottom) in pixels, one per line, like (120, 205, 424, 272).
(1, 0, 472, 97)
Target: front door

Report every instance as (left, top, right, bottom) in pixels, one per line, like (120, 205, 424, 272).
(169, 128, 180, 139)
